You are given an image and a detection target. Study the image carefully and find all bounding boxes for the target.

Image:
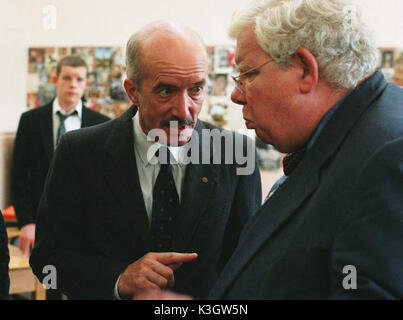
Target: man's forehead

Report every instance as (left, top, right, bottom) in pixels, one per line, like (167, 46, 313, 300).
(142, 49, 207, 80)
(150, 69, 207, 87)
(234, 28, 267, 70)
(144, 40, 206, 62)
(59, 65, 87, 75)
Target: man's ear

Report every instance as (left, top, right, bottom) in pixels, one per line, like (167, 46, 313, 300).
(294, 48, 319, 94)
(124, 78, 140, 106)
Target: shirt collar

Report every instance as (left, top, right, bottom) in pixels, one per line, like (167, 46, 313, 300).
(53, 98, 83, 119)
(133, 112, 186, 167)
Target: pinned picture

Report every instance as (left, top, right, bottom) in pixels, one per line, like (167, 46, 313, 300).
(206, 46, 215, 74)
(393, 50, 403, 87)
(210, 74, 228, 96)
(381, 50, 394, 68)
(378, 48, 395, 81)
(213, 46, 235, 74)
(29, 48, 45, 64)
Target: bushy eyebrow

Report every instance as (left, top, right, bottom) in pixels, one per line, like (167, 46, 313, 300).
(152, 82, 177, 92)
(153, 79, 206, 92)
(193, 79, 206, 87)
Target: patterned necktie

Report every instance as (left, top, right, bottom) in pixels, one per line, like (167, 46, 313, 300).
(56, 110, 78, 146)
(282, 146, 307, 176)
(150, 147, 179, 252)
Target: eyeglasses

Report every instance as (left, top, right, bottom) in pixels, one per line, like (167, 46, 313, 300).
(231, 59, 273, 94)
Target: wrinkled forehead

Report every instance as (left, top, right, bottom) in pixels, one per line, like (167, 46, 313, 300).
(141, 35, 208, 79)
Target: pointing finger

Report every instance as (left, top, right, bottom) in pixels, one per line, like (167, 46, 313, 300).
(155, 252, 198, 265)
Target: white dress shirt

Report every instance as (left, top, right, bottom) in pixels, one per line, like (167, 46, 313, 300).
(52, 98, 82, 149)
(132, 112, 187, 224)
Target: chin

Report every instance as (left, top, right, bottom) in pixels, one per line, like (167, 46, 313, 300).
(65, 98, 80, 106)
(256, 132, 284, 153)
(255, 131, 271, 145)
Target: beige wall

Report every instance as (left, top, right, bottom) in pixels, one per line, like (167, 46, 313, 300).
(0, 0, 402, 133)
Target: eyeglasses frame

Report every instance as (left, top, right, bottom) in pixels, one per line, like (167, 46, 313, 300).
(231, 59, 273, 94)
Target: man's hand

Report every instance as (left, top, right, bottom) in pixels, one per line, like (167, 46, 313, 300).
(19, 223, 36, 257)
(118, 252, 198, 299)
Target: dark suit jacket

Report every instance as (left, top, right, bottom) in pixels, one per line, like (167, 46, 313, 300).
(0, 211, 10, 300)
(208, 71, 403, 299)
(29, 105, 262, 299)
(11, 101, 110, 228)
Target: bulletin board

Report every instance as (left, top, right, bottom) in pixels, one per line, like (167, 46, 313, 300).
(26, 45, 237, 124)
(27, 46, 131, 119)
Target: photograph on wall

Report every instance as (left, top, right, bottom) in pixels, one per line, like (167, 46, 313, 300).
(206, 46, 215, 74)
(26, 46, 131, 119)
(202, 45, 236, 128)
(376, 48, 403, 87)
(210, 74, 228, 96)
(213, 46, 235, 74)
(392, 50, 403, 87)
(378, 48, 395, 81)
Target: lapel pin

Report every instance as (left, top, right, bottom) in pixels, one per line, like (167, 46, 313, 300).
(202, 177, 208, 183)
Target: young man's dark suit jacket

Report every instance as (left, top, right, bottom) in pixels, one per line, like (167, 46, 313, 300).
(29, 105, 262, 299)
(208, 71, 403, 299)
(0, 211, 10, 300)
(11, 101, 110, 229)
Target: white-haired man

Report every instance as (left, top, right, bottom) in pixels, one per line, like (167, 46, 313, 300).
(207, 0, 403, 299)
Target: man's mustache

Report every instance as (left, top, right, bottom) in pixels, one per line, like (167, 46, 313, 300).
(160, 116, 195, 128)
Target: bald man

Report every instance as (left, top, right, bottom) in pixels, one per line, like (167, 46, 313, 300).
(30, 20, 261, 299)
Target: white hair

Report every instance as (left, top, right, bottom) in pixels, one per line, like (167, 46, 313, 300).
(229, 0, 378, 89)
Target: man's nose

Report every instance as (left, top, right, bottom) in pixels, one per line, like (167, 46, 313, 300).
(69, 78, 78, 88)
(231, 87, 246, 106)
(173, 92, 191, 119)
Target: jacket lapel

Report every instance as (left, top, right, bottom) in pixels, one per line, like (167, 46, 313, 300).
(172, 121, 218, 252)
(38, 102, 54, 162)
(81, 106, 92, 127)
(103, 105, 151, 247)
(40, 102, 95, 162)
(211, 71, 388, 298)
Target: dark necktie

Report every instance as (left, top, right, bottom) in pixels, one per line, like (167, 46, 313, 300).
(56, 110, 78, 146)
(282, 146, 307, 176)
(150, 147, 179, 252)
